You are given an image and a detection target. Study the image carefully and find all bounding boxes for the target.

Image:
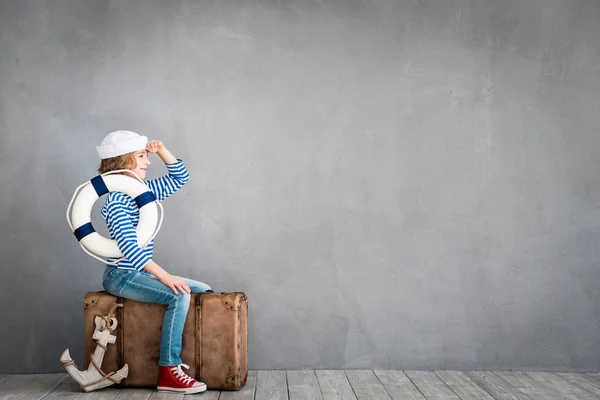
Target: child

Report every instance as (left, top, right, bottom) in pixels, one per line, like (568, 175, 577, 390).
(96, 130, 210, 395)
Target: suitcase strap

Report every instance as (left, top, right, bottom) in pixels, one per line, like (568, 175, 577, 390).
(116, 297, 125, 371)
(195, 294, 203, 380)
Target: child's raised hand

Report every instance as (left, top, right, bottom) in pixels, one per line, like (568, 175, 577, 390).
(146, 140, 164, 153)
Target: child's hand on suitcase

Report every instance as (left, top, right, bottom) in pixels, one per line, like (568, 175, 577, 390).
(160, 274, 191, 295)
(143, 261, 190, 294)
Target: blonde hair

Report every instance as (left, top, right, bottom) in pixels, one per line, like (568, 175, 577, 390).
(97, 152, 136, 174)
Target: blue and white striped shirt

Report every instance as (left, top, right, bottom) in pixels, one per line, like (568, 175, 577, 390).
(101, 159, 190, 271)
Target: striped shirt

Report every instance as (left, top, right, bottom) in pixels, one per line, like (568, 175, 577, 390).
(101, 159, 190, 271)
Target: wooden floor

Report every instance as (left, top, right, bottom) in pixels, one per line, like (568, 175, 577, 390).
(3, 370, 600, 400)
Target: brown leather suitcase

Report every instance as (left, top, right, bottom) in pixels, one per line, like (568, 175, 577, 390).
(83, 291, 248, 390)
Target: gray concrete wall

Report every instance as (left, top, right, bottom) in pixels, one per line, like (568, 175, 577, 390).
(1, 0, 600, 373)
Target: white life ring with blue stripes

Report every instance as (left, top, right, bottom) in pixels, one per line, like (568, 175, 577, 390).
(66, 170, 163, 264)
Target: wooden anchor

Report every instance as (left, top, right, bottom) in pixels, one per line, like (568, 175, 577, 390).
(60, 303, 129, 392)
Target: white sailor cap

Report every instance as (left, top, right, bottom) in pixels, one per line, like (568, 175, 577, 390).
(97, 130, 148, 159)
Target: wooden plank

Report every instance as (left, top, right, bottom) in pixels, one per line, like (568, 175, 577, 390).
(220, 370, 257, 400)
(492, 371, 572, 400)
(404, 371, 460, 400)
(198, 390, 221, 400)
(113, 388, 153, 400)
(435, 371, 495, 400)
(255, 370, 288, 400)
(40, 377, 83, 400)
(345, 370, 391, 400)
(525, 372, 598, 400)
(493, 371, 528, 388)
(78, 387, 121, 400)
(466, 371, 533, 400)
(373, 370, 426, 400)
(0, 374, 67, 400)
(556, 373, 600, 397)
(148, 392, 183, 400)
(6, 371, 600, 400)
(315, 370, 357, 400)
(287, 370, 324, 400)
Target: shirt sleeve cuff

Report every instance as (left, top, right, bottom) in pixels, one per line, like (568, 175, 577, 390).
(166, 159, 184, 168)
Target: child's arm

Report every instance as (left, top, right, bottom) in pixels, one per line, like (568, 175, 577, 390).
(144, 260, 191, 294)
(105, 196, 153, 271)
(145, 140, 190, 201)
(147, 140, 177, 164)
(105, 194, 191, 295)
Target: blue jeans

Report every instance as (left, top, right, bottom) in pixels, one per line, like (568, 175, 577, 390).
(102, 266, 212, 366)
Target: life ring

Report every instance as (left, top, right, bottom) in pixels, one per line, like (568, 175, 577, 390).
(66, 170, 163, 264)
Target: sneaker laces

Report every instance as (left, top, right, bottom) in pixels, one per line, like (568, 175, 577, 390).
(171, 363, 196, 386)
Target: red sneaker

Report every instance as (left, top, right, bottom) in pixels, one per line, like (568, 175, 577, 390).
(157, 363, 207, 394)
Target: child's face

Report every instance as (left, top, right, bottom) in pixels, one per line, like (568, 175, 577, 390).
(130, 149, 151, 179)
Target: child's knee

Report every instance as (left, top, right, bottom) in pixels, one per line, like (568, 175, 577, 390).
(168, 292, 191, 306)
(190, 281, 212, 293)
